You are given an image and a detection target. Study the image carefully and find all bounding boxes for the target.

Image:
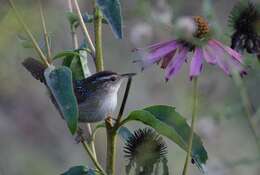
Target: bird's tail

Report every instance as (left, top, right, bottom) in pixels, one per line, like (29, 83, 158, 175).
(22, 58, 46, 83)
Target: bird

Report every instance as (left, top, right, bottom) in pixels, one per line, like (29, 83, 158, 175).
(22, 58, 135, 123)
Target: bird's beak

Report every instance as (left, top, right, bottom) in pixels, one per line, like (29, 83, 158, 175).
(120, 73, 137, 78)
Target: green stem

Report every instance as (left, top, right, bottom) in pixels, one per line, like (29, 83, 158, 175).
(68, 0, 79, 49)
(73, 0, 95, 55)
(39, 1, 52, 62)
(182, 77, 199, 175)
(232, 71, 260, 152)
(94, 5, 104, 72)
(8, 0, 49, 66)
(105, 123, 117, 175)
(81, 141, 107, 175)
(86, 123, 97, 160)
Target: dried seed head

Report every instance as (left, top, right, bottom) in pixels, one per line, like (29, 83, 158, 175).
(124, 128, 167, 167)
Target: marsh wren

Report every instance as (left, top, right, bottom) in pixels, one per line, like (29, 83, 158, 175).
(22, 58, 135, 123)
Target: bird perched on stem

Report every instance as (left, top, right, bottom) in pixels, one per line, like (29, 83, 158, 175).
(22, 58, 135, 123)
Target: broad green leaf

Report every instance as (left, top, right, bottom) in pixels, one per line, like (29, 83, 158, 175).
(44, 66, 78, 134)
(61, 166, 99, 175)
(122, 105, 208, 172)
(96, 0, 123, 39)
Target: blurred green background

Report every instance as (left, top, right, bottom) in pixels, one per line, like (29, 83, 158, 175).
(0, 0, 259, 174)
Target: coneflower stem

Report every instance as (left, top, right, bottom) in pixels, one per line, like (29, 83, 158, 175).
(81, 140, 107, 175)
(182, 77, 199, 175)
(94, 5, 104, 72)
(232, 71, 260, 152)
(8, 0, 50, 67)
(39, 1, 52, 62)
(73, 0, 96, 56)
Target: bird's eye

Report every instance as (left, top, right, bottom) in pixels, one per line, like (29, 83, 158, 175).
(110, 76, 117, 81)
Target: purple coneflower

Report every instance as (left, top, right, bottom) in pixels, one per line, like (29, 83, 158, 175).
(134, 16, 247, 81)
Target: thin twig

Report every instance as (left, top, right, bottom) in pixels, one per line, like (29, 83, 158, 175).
(8, 0, 49, 66)
(68, 0, 79, 49)
(116, 77, 133, 124)
(86, 123, 97, 160)
(94, 6, 104, 71)
(39, 0, 52, 62)
(182, 77, 199, 175)
(73, 0, 96, 56)
(81, 141, 107, 175)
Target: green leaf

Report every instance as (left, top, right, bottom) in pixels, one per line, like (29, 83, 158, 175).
(69, 50, 91, 80)
(122, 105, 208, 172)
(96, 0, 123, 39)
(53, 51, 80, 60)
(53, 50, 91, 80)
(66, 12, 80, 30)
(44, 66, 78, 134)
(61, 166, 99, 175)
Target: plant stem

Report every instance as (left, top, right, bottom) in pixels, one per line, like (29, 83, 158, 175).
(39, 1, 52, 62)
(8, 0, 49, 66)
(182, 77, 199, 175)
(105, 123, 117, 175)
(86, 123, 97, 160)
(68, 0, 98, 162)
(68, 0, 79, 49)
(232, 71, 260, 151)
(73, 0, 96, 56)
(94, 5, 104, 71)
(116, 77, 133, 125)
(81, 140, 107, 175)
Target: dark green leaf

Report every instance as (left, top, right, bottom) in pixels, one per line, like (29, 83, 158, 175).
(96, 0, 123, 39)
(122, 105, 208, 172)
(61, 166, 98, 175)
(44, 66, 78, 134)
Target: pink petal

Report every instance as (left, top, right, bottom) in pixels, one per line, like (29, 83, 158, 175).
(133, 40, 177, 51)
(208, 42, 231, 75)
(165, 48, 189, 81)
(190, 48, 204, 78)
(161, 50, 176, 69)
(203, 47, 216, 64)
(209, 39, 243, 63)
(141, 40, 180, 67)
(228, 56, 248, 77)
